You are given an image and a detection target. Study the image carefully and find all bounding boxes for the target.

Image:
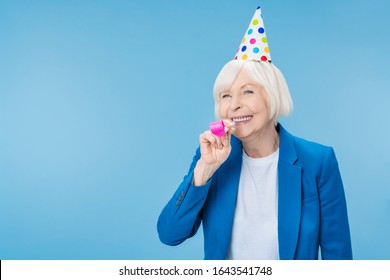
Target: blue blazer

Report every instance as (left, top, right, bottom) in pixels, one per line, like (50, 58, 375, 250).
(158, 124, 352, 259)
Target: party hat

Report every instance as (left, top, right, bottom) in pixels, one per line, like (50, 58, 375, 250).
(234, 6, 271, 62)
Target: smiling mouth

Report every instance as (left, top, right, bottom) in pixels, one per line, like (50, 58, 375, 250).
(231, 115, 253, 124)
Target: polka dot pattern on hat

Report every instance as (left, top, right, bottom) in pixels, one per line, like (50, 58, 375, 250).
(234, 6, 271, 62)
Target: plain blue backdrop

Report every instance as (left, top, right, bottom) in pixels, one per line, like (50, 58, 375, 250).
(1, 0, 389, 259)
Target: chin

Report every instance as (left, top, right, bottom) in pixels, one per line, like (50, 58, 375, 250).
(232, 130, 251, 140)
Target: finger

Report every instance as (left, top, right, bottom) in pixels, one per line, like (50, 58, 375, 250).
(203, 130, 223, 148)
(221, 131, 229, 146)
(205, 136, 222, 150)
(200, 131, 216, 146)
(224, 127, 236, 146)
(222, 119, 236, 130)
(202, 131, 223, 149)
(199, 132, 215, 156)
(227, 126, 236, 135)
(213, 132, 223, 149)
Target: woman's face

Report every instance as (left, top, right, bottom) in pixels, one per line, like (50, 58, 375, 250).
(218, 69, 273, 141)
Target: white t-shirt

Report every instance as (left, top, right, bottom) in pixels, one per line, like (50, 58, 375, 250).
(226, 148, 279, 260)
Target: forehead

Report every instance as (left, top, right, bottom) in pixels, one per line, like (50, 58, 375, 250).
(229, 69, 263, 91)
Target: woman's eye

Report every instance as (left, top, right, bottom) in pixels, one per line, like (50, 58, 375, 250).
(244, 90, 254, 94)
(222, 94, 231, 99)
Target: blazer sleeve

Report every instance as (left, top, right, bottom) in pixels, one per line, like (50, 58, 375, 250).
(318, 147, 353, 259)
(157, 147, 212, 246)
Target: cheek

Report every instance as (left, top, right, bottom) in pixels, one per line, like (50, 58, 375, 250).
(261, 93, 271, 111)
(253, 95, 269, 114)
(218, 102, 229, 117)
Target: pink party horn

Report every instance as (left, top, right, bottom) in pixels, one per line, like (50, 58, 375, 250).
(210, 120, 231, 137)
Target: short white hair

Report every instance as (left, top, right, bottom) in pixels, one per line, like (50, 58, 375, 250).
(213, 60, 293, 122)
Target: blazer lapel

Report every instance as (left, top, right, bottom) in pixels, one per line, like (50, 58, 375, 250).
(277, 124, 302, 260)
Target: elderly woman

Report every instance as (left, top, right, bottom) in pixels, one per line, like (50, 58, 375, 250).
(157, 6, 352, 260)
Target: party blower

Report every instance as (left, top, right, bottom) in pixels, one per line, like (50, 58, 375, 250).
(209, 120, 235, 137)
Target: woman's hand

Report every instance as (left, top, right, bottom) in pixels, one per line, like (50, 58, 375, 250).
(193, 120, 236, 186)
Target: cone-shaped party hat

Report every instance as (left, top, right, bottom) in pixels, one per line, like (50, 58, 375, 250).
(234, 6, 271, 62)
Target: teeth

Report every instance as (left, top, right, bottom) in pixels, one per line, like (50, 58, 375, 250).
(232, 116, 252, 122)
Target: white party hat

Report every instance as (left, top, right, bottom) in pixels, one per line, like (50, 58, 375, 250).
(234, 6, 271, 62)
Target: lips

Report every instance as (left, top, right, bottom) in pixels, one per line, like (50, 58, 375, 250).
(231, 115, 253, 123)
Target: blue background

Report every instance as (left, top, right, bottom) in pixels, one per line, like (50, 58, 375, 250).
(1, 0, 389, 259)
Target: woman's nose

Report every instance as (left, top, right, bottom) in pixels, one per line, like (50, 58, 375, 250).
(230, 96, 241, 111)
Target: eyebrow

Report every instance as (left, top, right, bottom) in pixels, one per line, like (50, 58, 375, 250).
(240, 83, 257, 90)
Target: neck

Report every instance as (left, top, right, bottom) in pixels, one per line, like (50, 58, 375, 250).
(241, 122, 279, 158)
